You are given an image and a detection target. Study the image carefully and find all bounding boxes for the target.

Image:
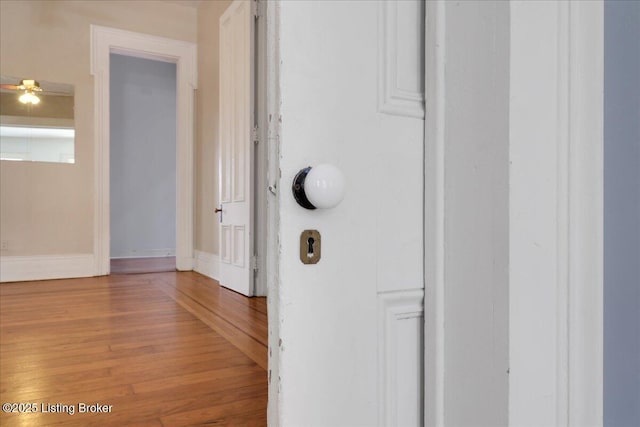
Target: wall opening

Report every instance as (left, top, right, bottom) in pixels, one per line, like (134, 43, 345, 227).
(109, 54, 177, 274)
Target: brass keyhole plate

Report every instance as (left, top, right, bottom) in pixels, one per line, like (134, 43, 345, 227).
(300, 230, 321, 264)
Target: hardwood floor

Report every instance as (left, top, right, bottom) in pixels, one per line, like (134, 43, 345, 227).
(0, 272, 267, 426)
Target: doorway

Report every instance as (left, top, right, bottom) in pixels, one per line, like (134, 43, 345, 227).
(109, 54, 177, 274)
(90, 25, 197, 276)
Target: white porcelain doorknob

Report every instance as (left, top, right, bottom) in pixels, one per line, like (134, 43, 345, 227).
(292, 164, 346, 210)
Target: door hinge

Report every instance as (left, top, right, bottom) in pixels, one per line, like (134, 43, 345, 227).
(252, 126, 260, 144)
(252, 0, 262, 19)
(251, 255, 259, 272)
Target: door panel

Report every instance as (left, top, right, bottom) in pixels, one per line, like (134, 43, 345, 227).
(219, 0, 254, 296)
(274, 1, 425, 425)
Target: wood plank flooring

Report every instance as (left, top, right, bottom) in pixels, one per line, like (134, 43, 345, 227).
(0, 271, 267, 426)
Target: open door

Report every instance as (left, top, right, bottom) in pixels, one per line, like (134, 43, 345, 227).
(270, 1, 425, 424)
(218, 0, 255, 296)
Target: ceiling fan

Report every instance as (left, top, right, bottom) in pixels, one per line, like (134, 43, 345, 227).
(1, 78, 71, 105)
(1, 79, 43, 105)
(1, 79, 42, 92)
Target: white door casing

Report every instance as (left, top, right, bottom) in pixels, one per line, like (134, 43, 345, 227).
(509, 1, 603, 425)
(423, 1, 604, 426)
(218, 0, 255, 296)
(90, 25, 197, 275)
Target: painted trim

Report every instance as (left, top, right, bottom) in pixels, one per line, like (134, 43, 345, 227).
(111, 249, 176, 259)
(0, 254, 94, 283)
(90, 25, 197, 275)
(424, 1, 446, 426)
(265, 0, 282, 425)
(509, 1, 603, 425)
(566, 3, 604, 424)
(193, 250, 220, 281)
(378, 290, 425, 426)
(254, 0, 269, 298)
(378, 0, 425, 119)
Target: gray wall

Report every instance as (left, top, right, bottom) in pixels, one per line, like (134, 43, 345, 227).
(604, 2, 640, 426)
(444, 2, 510, 426)
(110, 54, 176, 258)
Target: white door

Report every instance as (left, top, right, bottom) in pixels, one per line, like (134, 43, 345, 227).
(218, 0, 254, 296)
(272, 1, 425, 425)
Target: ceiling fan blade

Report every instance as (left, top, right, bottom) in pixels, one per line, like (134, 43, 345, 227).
(0, 84, 20, 90)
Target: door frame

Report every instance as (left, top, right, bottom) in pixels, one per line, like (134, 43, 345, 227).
(264, 0, 280, 422)
(423, 2, 445, 425)
(253, 0, 269, 297)
(424, 1, 604, 425)
(507, 2, 603, 424)
(90, 25, 197, 275)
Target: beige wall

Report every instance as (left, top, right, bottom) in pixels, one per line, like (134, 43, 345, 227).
(0, 0, 196, 256)
(195, 0, 231, 255)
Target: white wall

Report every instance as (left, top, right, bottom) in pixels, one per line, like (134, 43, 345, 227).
(604, 1, 640, 426)
(109, 54, 176, 259)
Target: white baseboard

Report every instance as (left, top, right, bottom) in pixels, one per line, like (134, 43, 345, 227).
(0, 254, 95, 283)
(193, 250, 219, 281)
(110, 248, 176, 259)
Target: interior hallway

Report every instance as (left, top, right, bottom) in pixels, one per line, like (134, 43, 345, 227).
(0, 272, 267, 426)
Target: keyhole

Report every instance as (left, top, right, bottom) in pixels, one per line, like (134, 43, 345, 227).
(300, 230, 321, 264)
(307, 237, 315, 258)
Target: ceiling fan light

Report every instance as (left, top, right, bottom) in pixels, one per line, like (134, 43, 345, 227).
(19, 91, 40, 105)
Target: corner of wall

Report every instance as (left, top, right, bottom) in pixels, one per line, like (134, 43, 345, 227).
(193, 250, 219, 280)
